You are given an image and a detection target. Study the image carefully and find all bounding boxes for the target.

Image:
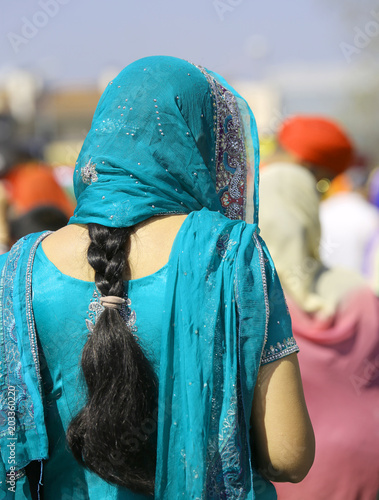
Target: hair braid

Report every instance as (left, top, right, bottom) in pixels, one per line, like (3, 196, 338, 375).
(67, 223, 158, 495)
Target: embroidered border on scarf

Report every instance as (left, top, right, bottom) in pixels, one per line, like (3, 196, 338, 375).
(194, 65, 247, 221)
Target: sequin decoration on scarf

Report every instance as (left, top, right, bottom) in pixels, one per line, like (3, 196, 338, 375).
(80, 159, 98, 185)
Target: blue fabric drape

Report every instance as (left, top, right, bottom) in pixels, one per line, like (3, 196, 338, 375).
(155, 208, 275, 498)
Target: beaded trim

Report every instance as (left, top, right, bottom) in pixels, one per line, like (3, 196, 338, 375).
(26, 232, 52, 396)
(86, 288, 137, 336)
(253, 232, 299, 365)
(261, 337, 299, 365)
(194, 65, 247, 221)
(205, 392, 248, 497)
(253, 233, 270, 351)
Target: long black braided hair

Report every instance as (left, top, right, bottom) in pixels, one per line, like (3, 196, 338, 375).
(67, 223, 158, 495)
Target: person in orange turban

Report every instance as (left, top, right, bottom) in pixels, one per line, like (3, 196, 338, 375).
(1, 162, 75, 246)
(4, 162, 75, 218)
(275, 115, 354, 181)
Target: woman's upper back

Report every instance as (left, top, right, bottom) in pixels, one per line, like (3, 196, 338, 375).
(41, 214, 188, 282)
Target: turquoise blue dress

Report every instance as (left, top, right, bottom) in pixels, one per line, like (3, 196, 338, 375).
(32, 243, 166, 500)
(0, 209, 298, 499)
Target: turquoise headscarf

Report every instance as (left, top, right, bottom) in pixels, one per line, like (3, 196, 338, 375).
(69, 56, 260, 228)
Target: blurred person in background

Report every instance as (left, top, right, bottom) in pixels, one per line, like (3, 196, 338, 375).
(1, 160, 74, 249)
(8, 205, 69, 243)
(0, 56, 314, 499)
(362, 167, 379, 294)
(265, 115, 354, 182)
(4, 161, 75, 222)
(320, 161, 379, 276)
(0, 113, 74, 252)
(0, 114, 20, 253)
(259, 163, 379, 500)
(266, 114, 379, 280)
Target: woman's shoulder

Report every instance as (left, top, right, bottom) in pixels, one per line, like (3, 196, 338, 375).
(0, 232, 51, 274)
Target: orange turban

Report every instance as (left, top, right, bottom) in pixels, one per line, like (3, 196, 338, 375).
(5, 162, 75, 218)
(278, 116, 354, 176)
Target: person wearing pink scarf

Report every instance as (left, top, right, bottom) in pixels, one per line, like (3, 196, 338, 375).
(258, 163, 379, 500)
